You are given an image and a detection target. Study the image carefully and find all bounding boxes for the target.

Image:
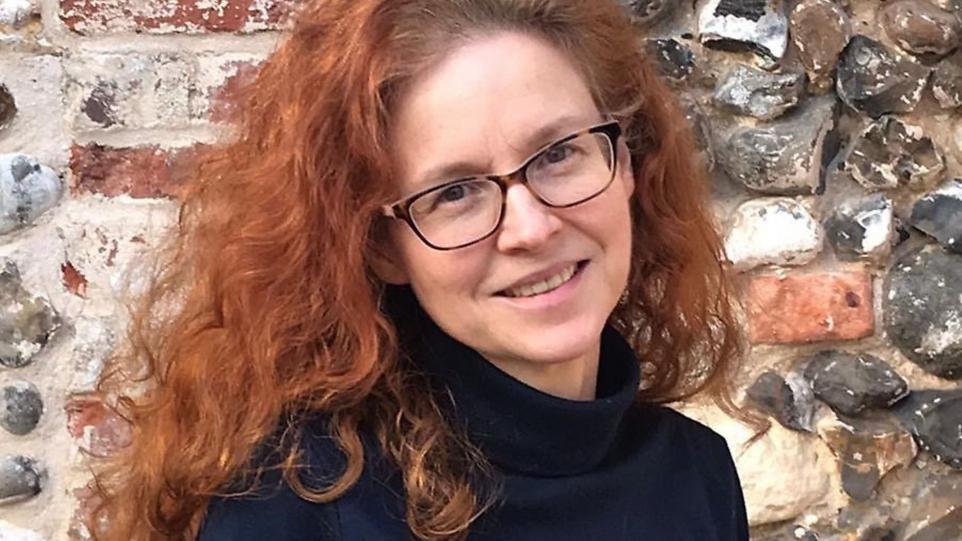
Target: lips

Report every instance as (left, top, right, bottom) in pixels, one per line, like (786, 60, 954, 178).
(496, 260, 588, 298)
(502, 263, 578, 298)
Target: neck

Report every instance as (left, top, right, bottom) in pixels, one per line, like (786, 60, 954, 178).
(481, 341, 602, 401)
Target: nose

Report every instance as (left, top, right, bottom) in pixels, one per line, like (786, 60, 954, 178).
(496, 184, 563, 252)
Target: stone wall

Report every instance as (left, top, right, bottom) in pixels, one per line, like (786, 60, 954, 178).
(0, 0, 960, 539)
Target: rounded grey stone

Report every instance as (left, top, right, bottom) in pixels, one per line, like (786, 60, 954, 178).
(698, 0, 788, 62)
(824, 193, 893, 260)
(844, 116, 944, 191)
(932, 51, 962, 110)
(0, 456, 41, 506)
(0, 154, 63, 236)
(644, 38, 694, 83)
(716, 96, 838, 195)
(712, 64, 804, 120)
(0, 84, 15, 132)
(893, 389, 962, 470)
(0, 381, 42, 435)
(746, 370, 815, 432)
(883, 245, 962, 379)
(0, 0, 35, 28)
(881, 0, 961, 57)
(802, 350, 909, 416)
(0, 260, 61, 369)
(911, 178, 962, 254)
(836, 35, 930, 118)
(622, 0, 675, 27)
(789, 0, 852, 92)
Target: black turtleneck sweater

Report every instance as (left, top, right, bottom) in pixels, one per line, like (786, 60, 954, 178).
(198, 287, 749, 540)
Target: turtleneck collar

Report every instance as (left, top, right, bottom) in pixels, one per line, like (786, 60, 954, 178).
(384, 285, 642, 477)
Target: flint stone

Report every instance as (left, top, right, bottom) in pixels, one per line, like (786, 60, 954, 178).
(623, 0, 676, 27)
(824, 193, 893, 260)
(724, 197, 822, 270)
(892, 470, 962, 540)
(697, 0, 788, 62)
(0, 261, 61, 369)
(911, 178, 962, 253)
(82, 82, 119, 128)
(0, 456, 41, 505)
(0, 84, 15, 132)
(0, 520, 45, 541)
(803, 350, 909, 416)
(712, 64, 804, 119)
(0, 0, 35, 28)
(905, 508, 962, 541)
(678, 97, 715, 170)
(881, 0, 961, 58)
(716, 96, 837, 195)
(645, 38, 694, 83)
(932, 51, 962, 109)
(789, 0, 852, 92)
(837, 35, 931, 118)
(818, 413, 917, 501)
(0, 154, 63, 235)
(883, 245, 962, 379)
(0, 381, 42, 435)
(836, 495, 908, 540)
(844, 116, 945, 191)
(746, 370, 815, 431)
(893, 389, 962, 469)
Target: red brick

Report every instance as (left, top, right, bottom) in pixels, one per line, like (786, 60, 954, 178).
(60, 0, 298, 35)
(62, 260, 89, 298)
(747, 269, 875, 344)
(69, 143, 204, 199)
(65, 396, 132, 456)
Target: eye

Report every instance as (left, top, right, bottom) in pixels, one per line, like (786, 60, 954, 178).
(437, 184, 467, 203)
(543, 143, 574, 164)
(420, 180, 487, 213)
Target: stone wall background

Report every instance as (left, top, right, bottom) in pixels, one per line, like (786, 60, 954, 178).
(0, 0, 960, 539)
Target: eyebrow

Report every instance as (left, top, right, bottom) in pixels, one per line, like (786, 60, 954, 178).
(410, 113, 594, 192)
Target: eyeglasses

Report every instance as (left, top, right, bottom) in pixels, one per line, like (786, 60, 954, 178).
(382, 120, 622, 250)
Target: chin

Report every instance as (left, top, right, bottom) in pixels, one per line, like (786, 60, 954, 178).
(509, 319, 605, 364)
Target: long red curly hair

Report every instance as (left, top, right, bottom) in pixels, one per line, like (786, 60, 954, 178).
(92, 1, 751, 540)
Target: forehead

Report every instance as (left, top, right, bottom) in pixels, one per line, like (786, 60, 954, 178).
(390, 32, 599, 190)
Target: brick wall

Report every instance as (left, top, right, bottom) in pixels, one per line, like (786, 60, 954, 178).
(0, 1, 287, 539)
(1, 0, 961, 540)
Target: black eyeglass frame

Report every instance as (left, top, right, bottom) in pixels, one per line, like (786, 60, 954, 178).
(381, 120, 623, 251)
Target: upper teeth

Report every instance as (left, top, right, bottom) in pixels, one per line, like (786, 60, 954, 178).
(504, 264, 578, 298)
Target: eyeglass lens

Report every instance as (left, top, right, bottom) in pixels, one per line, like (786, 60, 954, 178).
(408, 131, 615, 249)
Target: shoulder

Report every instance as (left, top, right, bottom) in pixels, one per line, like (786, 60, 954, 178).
(624, 403, 739, 482)
(625, 403, 749, 538)
(627, 403, 729, 447)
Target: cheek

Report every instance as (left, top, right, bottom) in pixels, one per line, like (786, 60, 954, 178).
(593, 188, 634, 276)
(399, 238, 491, 301)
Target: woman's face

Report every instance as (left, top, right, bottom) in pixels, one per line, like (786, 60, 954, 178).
(385, 31, 635, 373)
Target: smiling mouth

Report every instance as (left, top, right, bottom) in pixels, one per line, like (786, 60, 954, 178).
(498, 260, 588, 298)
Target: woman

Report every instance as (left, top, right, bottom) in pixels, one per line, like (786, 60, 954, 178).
(92, 1, 753, 540)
